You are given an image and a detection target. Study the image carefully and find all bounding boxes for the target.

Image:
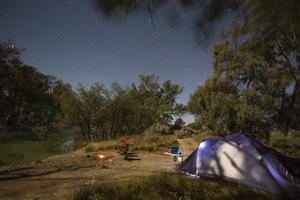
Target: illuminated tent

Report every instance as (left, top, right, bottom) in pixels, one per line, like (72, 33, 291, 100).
(175, 133, 300, 198)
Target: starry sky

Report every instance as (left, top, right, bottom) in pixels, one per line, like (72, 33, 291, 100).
(1, 0, 224, 123)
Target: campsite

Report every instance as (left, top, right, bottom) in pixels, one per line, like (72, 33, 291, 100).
(0, 146, 176, 199)
(1, 130, 299, 199)
(0, 136, 192, 200)
(1, 1, 300, 199)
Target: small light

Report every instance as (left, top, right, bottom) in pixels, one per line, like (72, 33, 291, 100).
(199, 142, 206, 149)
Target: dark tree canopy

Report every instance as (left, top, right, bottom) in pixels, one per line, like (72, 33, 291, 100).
(91, 0, 239, 42)
(188, 0, 300, 138)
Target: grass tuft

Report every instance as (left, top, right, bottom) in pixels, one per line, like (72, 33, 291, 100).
(71, 172, 278, 200)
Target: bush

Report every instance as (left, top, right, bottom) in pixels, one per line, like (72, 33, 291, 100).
(269, 131, 300, 158)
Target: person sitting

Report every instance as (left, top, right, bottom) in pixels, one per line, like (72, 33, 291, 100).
(116, 139, 128, 158)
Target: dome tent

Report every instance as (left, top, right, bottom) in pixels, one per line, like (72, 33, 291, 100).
(175, 133, 300, 198)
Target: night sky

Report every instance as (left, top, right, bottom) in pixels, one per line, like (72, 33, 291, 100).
(1, 0, 224, 123)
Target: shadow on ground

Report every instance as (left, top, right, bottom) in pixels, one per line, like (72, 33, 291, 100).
(125, 152, 141, 161)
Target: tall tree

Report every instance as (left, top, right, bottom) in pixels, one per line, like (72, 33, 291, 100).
(73, 83, 107, 141)
(0, 41, 64, 126)
(188, 75, 238, 135)
(0, 64, 56, 125)
(0, 40, 23, 123)
(137, 74, 184, 124)
(213, 0, 300, 135)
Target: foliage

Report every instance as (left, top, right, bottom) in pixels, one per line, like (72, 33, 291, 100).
(1, 41, 185, 142)
(92, 0, 240, 43)
(0, 41, 63, 126)
(59, 75, 184, 141)
(268, 131, 300, 159)
(189, 0, 300, 139)
(71, 172, 277, 200)
(172, 117, 185, 130)
(188, 76, 238, 135)
(91, 0, 300, 140)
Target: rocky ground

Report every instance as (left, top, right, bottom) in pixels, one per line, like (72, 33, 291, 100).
(0, 138, 198, 200)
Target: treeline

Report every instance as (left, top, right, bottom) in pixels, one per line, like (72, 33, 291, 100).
(55, 76, 185, 141)
(0, 41, 60, 126)
(0, 40, 185, 140)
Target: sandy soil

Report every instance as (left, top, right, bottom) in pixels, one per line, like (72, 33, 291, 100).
(0, 138, 198, 200)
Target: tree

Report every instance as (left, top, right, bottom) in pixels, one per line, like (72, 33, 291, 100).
(172, 117, 185, 130)
(51, 80, 75, 123)
(188, 75, 238, 135)
(0, 40, 23, 66)
(235, 88, 274, 139)
(73, 83, 108, 141)
(212, 0, 300, 135)
(57, 74, 184, 141)
(0, 40, 23, 123)
(160, 80, 184, 124)
(137, 74, 184, 124)
(0, 64, 57, 125)
(0, 41, 65, 127)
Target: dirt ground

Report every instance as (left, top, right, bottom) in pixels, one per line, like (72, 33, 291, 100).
(0, 138, 198, 200)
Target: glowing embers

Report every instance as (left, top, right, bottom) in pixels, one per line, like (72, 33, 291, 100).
(97, 154, 109, 160)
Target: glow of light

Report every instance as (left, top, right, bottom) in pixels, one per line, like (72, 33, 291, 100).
(97, 154, 108, 160)
(199, 141, 206, 149)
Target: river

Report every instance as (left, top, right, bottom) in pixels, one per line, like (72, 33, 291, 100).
(0, 129, 72, 166)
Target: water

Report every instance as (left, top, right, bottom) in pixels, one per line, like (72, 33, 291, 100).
(0, 129, 61, 166)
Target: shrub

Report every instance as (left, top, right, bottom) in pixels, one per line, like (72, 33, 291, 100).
(268, 131, 300, 158)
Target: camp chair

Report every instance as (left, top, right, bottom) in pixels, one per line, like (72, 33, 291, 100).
(169, 146, 184, 162)
(116, 140, 128, 159)
(169, 146, 180, 154)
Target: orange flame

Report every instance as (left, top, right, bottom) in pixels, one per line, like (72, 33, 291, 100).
(97, 154, 108, 160)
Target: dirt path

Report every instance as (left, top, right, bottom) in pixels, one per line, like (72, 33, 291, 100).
(0, 138, 198, 200)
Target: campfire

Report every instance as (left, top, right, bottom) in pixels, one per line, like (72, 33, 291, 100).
(97, 154, 109, 160)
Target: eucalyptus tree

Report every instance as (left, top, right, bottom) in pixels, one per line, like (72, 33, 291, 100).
(189, 0, 300, 138)
(0, 41, 66, 126)
(0, 62, 56, 125)
(213, 0, 300, 135)
(64, 83, 108, 141)
(103, 75, 185, 137)
(137, 74, 184, 125)
(115, 82, 161, 135)
(160, 79, 184, 124)
(188, 75, 238, 135)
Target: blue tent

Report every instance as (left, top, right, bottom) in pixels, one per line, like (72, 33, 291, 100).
(175, 133, 300, 198)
